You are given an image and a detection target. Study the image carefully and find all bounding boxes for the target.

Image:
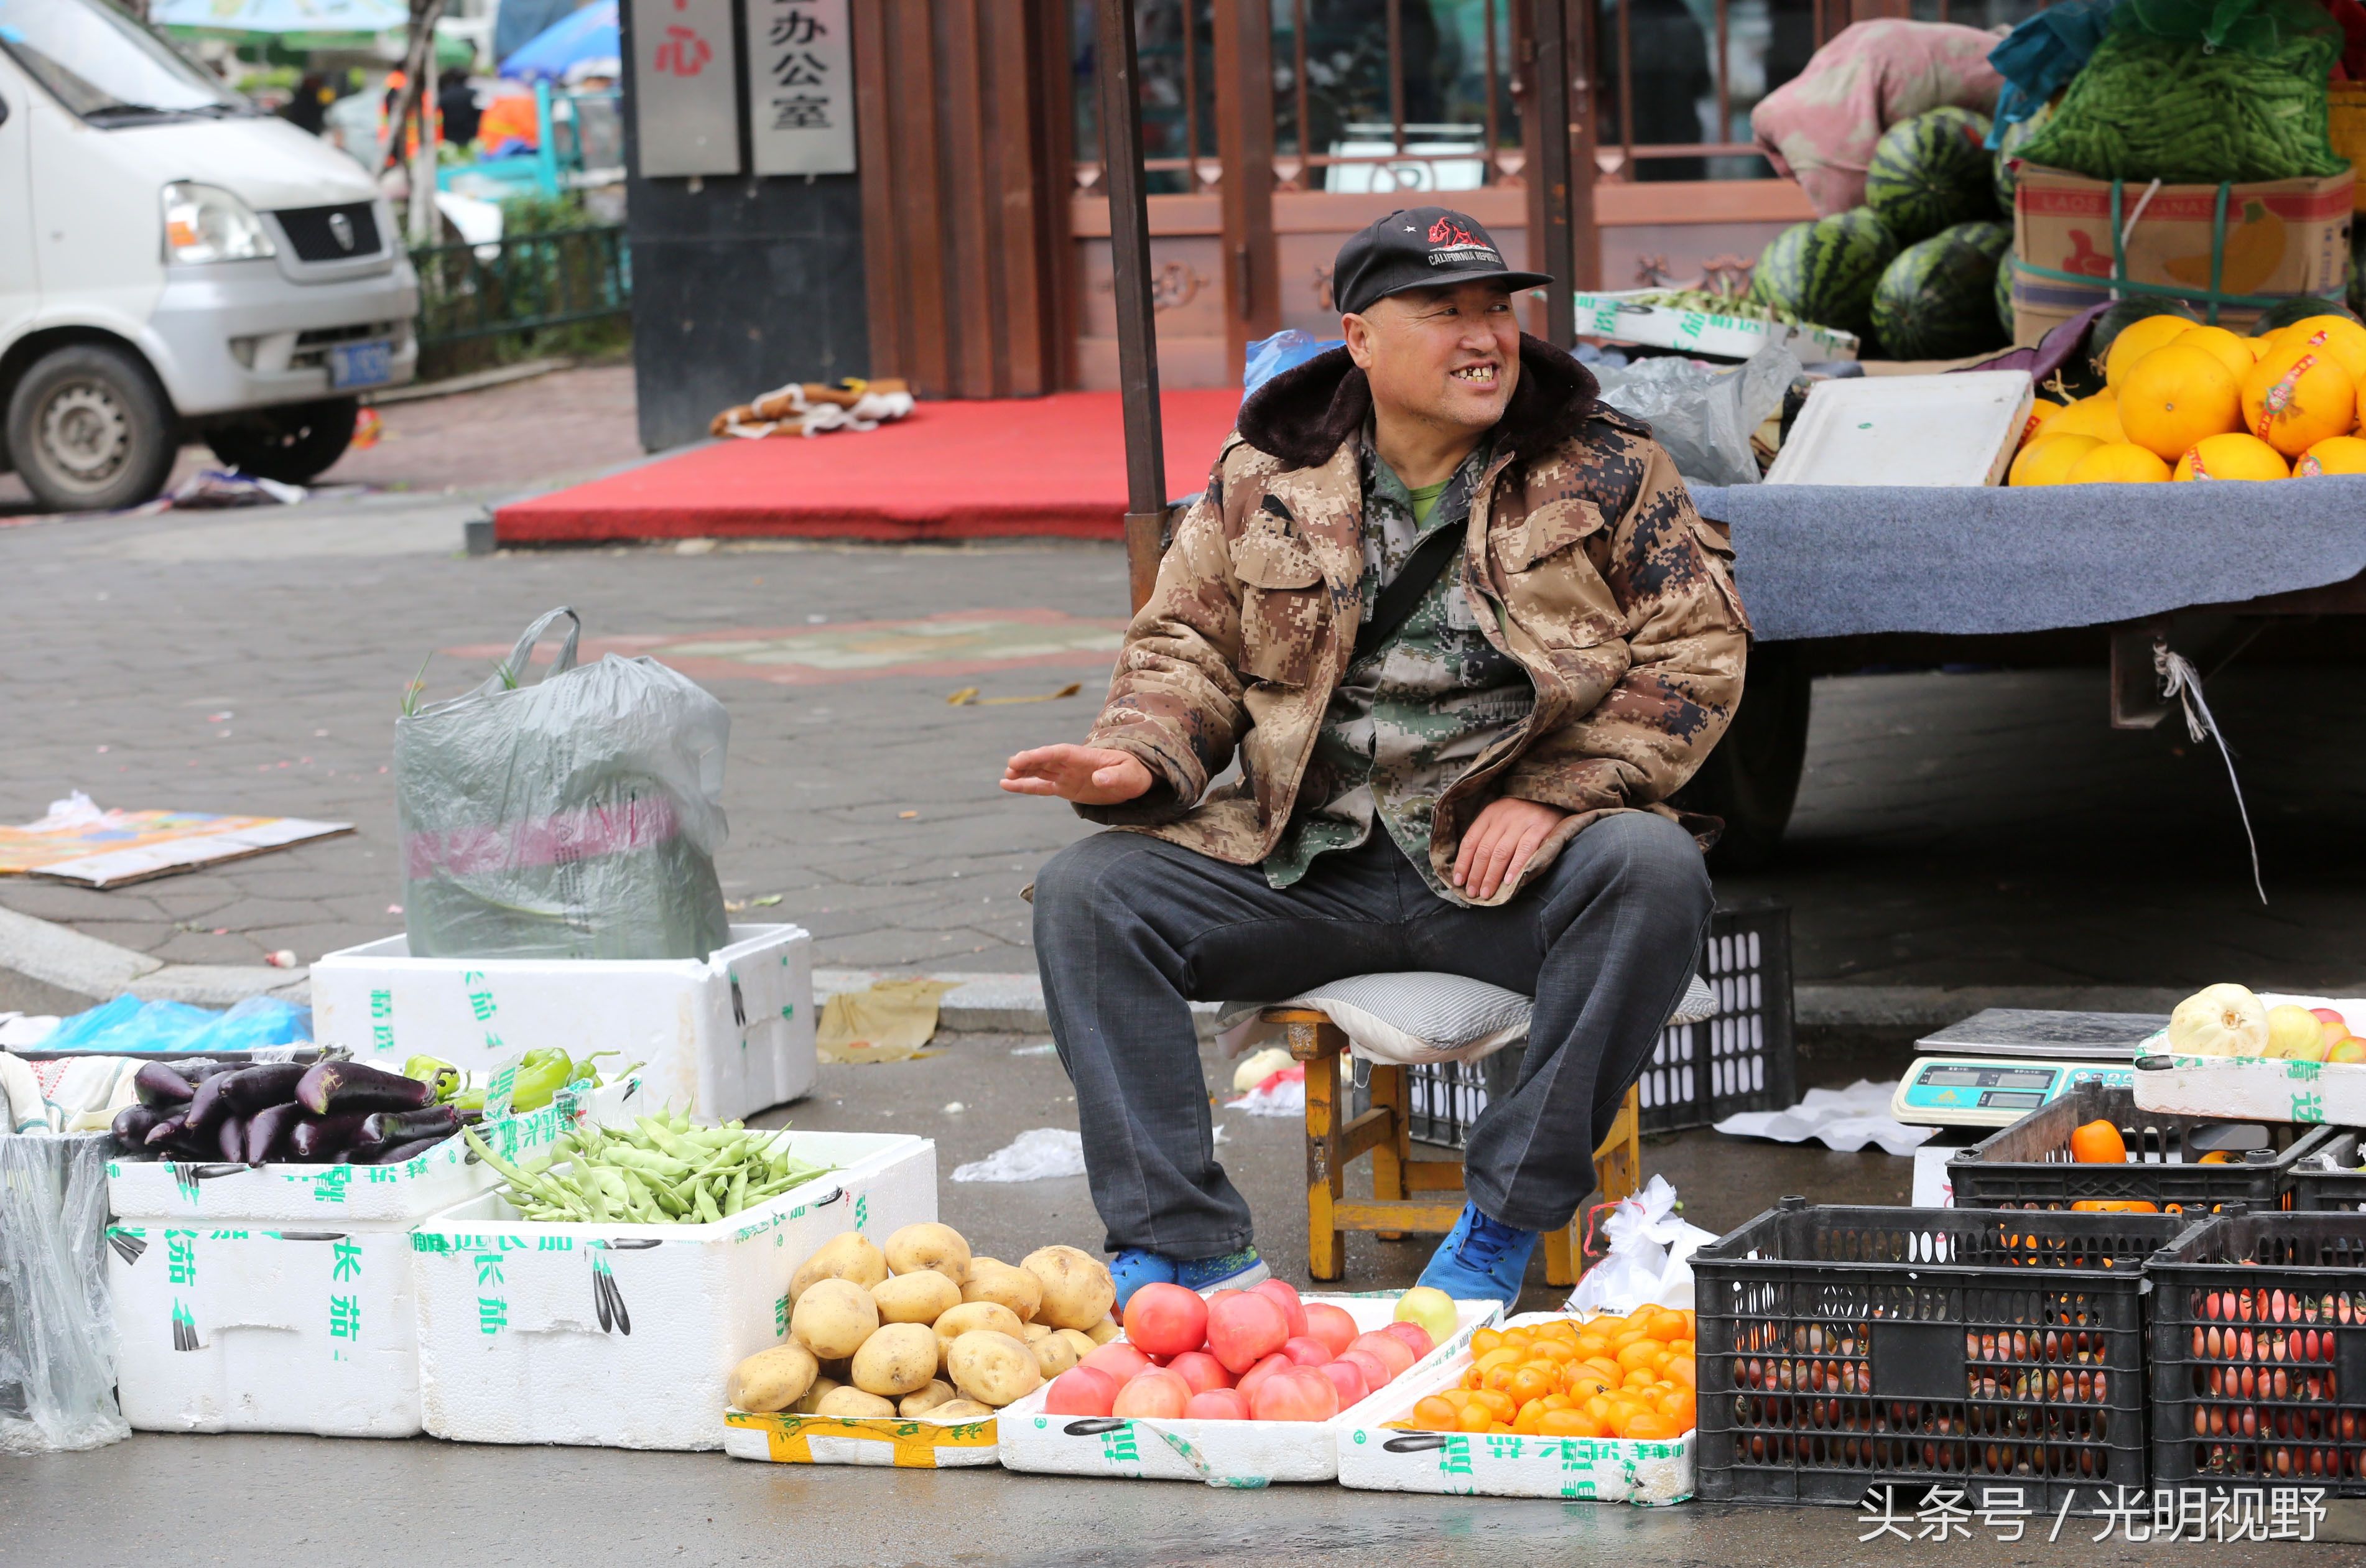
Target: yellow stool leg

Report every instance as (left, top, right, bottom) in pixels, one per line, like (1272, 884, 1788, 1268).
(1370, 1062, 1409, 1239)
(1549, 1085, 1645, 1289)
(1294, 1018, 1347, 1283)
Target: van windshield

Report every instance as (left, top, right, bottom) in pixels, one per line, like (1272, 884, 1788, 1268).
(0, 0, 250, 124)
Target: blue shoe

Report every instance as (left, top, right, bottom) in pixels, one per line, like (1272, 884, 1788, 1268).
(1110, 1248, 1179, 1314)
(1416, 1203, 1538, 1307)
(1175, 1246, 1270, 1293)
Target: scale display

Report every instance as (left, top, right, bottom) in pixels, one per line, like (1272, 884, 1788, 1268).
(1890, 1058, 2135, 1128)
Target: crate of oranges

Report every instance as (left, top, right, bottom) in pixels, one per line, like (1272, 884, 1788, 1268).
(1949, 1081, 2337, 1211)
(1335, 1310, 1697, 1503)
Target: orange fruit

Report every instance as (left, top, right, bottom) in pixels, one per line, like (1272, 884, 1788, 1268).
(1620, 1411, 1679, 1441)
(2242, 342, 2355, 457)
(1615, 1340, 1664, 1373)
(2176, 431, 2290, 481)
(2174, 325, 2257, 383)
(2240, 336, 2275, 361)
(2066, 442, 2171, 483)
(2049, 390, 2125, 443)
(2118, 343, 2242, 459)
(1539, 1409, 1605, 1438)
(2017, 399, 2066, 448)
(2105, 314, 2194, 386)
(1413, 1395, 1460, 1430)
(1469, 1328, 1503, 1357)
(1508, 1365, 1557, 1406)
(2071, 1199, 2161, 1213)
(2295, 434, 2366, 475)
(1457, 1404, 1493, 1433)
(2276, 315, 2366, 380)
(2069, 1118, 2128, 1164)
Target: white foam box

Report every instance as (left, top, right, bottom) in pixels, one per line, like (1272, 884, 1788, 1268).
(1574, 290, 1861, 362)
(1766, 370, 2034, 488)
(2132, 993, 2366, 1126)
(410, 1130, 932, 1450)
(995, 1292, 1499, 1486)
(309, 923, 815, 1125)
(1335, 1311, 1695, 1503)
(100, 1085, 625, 1438)
(721, 1406, 1001, 1468)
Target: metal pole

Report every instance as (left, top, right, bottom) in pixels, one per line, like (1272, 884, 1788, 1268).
(1098, 0, 1169, 613)
(1529, 0, 1575, 346)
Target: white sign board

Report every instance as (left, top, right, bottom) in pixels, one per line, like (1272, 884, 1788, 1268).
(629, 0, 741, 177)
(746, 0, 856, 176)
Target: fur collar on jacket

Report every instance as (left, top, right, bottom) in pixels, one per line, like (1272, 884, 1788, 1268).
(1234, 333, 1610, 473)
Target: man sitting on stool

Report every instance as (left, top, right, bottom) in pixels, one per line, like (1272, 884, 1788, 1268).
(1003, 208, 1749, 1307)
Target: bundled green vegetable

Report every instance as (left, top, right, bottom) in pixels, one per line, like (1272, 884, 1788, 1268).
(464, 1111, 835, 1225)
(1627, 287, 1801, 327)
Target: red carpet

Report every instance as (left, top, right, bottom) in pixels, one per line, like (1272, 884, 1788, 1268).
(494, 388, 1245, 544)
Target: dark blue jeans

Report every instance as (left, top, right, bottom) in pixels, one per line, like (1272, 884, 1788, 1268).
(1031, 812, 1714, 1258)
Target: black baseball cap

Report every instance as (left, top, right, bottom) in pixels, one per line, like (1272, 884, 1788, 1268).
(1332, 206, 1552, 316)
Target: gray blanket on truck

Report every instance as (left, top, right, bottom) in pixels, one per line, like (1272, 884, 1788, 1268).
(1691, 476, 2366, 643)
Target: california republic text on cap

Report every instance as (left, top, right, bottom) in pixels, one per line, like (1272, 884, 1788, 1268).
(1330, 206, 1553, 317)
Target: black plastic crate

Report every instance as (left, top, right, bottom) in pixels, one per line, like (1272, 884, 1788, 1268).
(2146, 1209, 2366, 1493)
(1399, 901, 1796, 1148)
(2291, 1132, 2366, 1213)
(1949, 1080, 2334, 1212)
(1693, 1198, 2182, 1508)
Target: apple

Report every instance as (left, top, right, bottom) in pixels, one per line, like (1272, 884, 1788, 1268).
(2312, 1008, 2351, 1046)
(1122, 1283, 1209, 1359)
(1112, 1368, 1192, 1419)
(1338, 1346, 1394, 1391)
(1184, 1387, 1249, 1421)
(2329, 1037, 2366, 1065)
(1380, 1320, 1434, 1359)
(1044, 1366, 1118, 1417)
(1234, 1351, 1296, 1407)
(1252, 1278, 1309, 1338)
(1349, 1330, 1416, 1381)
(1250, 1366, 1340, 1422)
(1079, 1341, 1154, 1383)
(1393, 1284, 1459, 1349)
(1164, 1350, 1231, 1395)
(1206, 1291, 1290, 1373)
(1302, 1302, 1358, 1359)
(1314, 1357, 1370, 1408)
(1279, 1335, 1332, 1367)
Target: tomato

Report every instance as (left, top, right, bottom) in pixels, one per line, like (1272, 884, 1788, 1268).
(1252, 1279, 1309, 1338)
(1470, 1327, 1505, 1357)
(1508, 1366, 1557, 1406)
(1381, 1320, 1434, 1359)
(1206, 1292, 1291, 1373)
(1621, 1411, 1678, 1440)
(1302, 1302, 1359, 1360)
(1235, 1350, 1297, 1407)
(1412, 1394, 1461, 1430)
(1340, 1347, 1394, 1391)
(1251, 1366, 1341, 1422)
(1121, 1283, 1209, 1359)
(1314, 1357, 1370, 1409)
(1111, 1368, 1191, 1419)
(1164, 1349, 1232, 1395)
(1539, 1409, 1604, 1437)
(1280, 1335, 1332, 1368)
(1044, 1366, 1118, 1417)
(1183, 1386, 1250, 1421)
(1350, 1330, 1417, 1380)
(1079, 1341, 1154, 1383)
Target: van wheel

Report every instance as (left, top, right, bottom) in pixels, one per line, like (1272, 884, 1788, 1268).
(204, 397, 359, 483)
(4, 344, 178, 513)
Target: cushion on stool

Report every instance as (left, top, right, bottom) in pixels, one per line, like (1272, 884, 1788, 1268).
(1220, 970, 1721, 1067)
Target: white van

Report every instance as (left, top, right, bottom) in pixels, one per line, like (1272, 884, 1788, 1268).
(0, 0, 419, 511)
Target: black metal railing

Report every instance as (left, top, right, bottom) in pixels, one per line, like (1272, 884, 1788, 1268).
(407, 225, 631, 374)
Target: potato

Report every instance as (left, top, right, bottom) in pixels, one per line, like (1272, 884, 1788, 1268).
(726, 1343, 819, 1414)
(1031, 1332, 1080, 1378)
(886, 1222, 972, 1286)
(851, 1322, 940, 1398)
(815, 1386, 898, 1419)
(932, 1299, 1026, 1354)
(961, 1257, 1044, 1322)
(929, 1398, 995, 1423)
(1021, 1245, 1115, 1331)
(898, 1379, 958, 1417)
(790, 1277, 878, 1360)
(873, 1271, 962, 1325)
(1021, 1322, 1053, 1344)
(1084, 1315, 1121, 1345)
(947, 1329, 1043, 1408)
(790, 1375, 841, 1414)
(789, 1233, 888, 1305)
(1053, 1328, 1098, 1362)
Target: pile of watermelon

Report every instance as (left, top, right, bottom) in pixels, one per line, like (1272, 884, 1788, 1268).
(1752, 107, 2016, 358)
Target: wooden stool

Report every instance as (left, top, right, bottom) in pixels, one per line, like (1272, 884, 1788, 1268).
(1269, 1005, 1643, 1286)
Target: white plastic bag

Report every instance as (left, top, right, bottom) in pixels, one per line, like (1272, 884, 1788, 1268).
(951, 1128, 1087, 1184)
(1564, 1174, 1717, 1315)
(1590, 338, 1800, 486)
(0, 1134, 129, 1453)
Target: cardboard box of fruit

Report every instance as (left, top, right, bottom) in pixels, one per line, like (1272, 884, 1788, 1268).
(1337, 1309, 1696, 1503)
(996, 1284, 1498, 1485)
(2133, 986, 2366, 1126)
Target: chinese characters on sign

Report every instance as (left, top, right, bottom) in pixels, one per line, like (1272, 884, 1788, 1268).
(1857, 1484, 2327, 1545)
(629, 0, 742, 177)
(746, 0, 855, 176)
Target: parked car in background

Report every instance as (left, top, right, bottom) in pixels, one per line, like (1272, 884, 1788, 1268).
(0, 0, 419, 511)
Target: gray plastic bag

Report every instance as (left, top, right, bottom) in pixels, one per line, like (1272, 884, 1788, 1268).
(395, 608, 732, 960)
(0, 1134, 128, 1454)
(1592, 339, 1801, 486)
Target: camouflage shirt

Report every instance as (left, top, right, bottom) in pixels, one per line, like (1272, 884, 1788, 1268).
(1264, 431, 1534, 901)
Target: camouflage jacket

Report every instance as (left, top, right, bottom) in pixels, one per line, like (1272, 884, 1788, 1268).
(1079, 336, 1751, 905)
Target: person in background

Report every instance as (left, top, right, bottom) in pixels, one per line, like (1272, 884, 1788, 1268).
(280, 72, 332, 135)
(437, 67, 482, 149)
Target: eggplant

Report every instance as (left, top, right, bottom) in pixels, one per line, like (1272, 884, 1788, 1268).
(287, 1113, 371, 1162)
(296, 1060, 437, 1117)
(179, 1058, 239, 1081)
(144, 1113, 188, 1148)
(359, 1134, 448, 1166)
(112, 1103, 163, 1149)
(359, 1105, 460, 1148)
(242, 1102, 302, 1164)
(217, 1113, 247, 1162)
(183, 1072, 234, 1136)
(134, 1062, 197, 1108)
(220, 1062, 307, 1113)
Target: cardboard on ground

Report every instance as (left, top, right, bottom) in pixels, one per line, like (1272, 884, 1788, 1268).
(0, 810, 352, 888)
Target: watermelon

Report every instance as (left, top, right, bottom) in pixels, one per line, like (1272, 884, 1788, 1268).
(2253, 294, 2360, 333)
(1870, 220, 2012, 360)
(1993, 104, 2051, 215)
(1995, 249, 2015, 339)
(2085, 297, 2201, 382)
(1791, 208, 1896, 336)
(1866, 107, 2000, 246)
(1750, 221, 1812, 315)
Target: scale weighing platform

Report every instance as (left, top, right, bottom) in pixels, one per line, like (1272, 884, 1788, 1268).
(1890, 1008, 2167, 1130)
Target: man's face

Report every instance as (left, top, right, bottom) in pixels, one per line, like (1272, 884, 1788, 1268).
(1342, 281, 1521, 435)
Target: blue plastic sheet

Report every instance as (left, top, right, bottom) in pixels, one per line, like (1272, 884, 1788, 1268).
(1986, 0, 2118, 144)
(1244, 330, 1343, 394)
(37, 994, 310, 1055)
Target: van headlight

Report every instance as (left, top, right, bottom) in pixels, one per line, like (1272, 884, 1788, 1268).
(162, 182, 277, 264)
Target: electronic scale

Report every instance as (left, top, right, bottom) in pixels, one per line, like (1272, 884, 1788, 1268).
(1889, 1008, 2168, 1129)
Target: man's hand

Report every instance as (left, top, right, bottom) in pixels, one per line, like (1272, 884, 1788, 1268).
(1001, 745, 1155, 806)
(1450, 797, 1569, 901)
